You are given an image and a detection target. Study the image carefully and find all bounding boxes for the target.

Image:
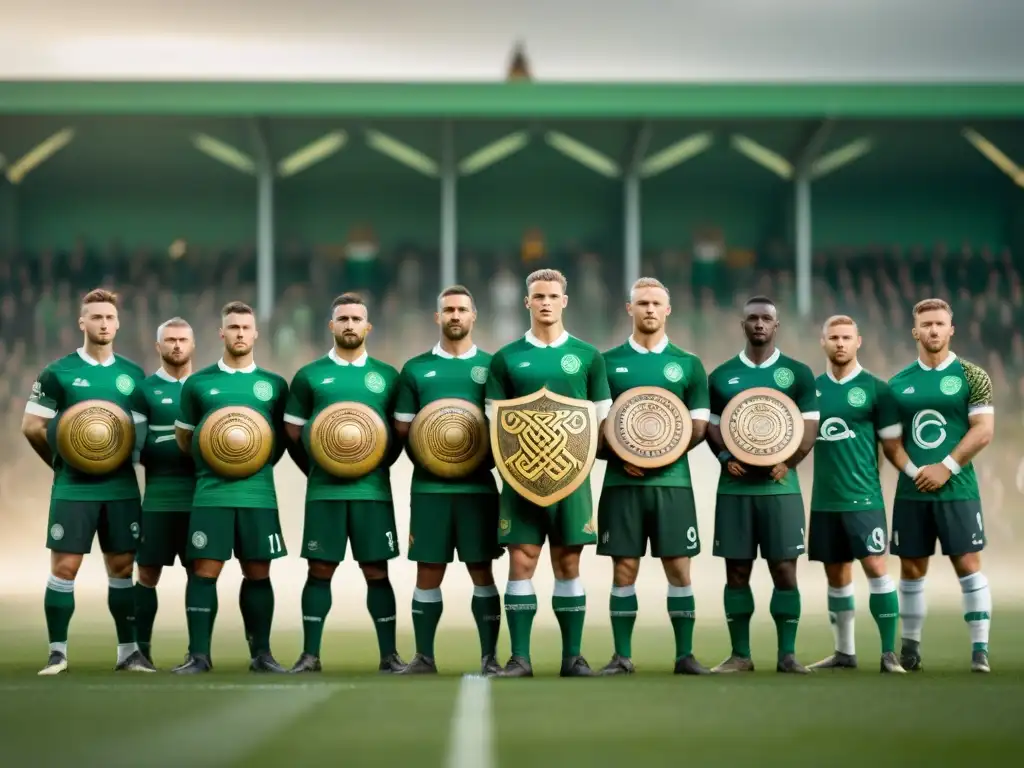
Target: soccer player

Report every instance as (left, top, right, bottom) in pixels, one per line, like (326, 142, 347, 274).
(173, 301, 291, 674)
(22, 288, 152, 675)
(705, 296, 818, 674)
(885, 298, 994, 673)
(597, 278, 712, 676)
(393, 286, 503, 676)
(485, 268, 612, 677)
(806, 315, 907, 674)
(130, 317, 196, 665)
(285, 293, 407, 674)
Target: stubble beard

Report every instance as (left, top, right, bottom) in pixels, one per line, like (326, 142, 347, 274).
(337, 333, 363, 350)
(443, 324, 468, 341)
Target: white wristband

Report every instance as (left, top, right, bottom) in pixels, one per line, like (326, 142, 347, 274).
(942, 455, 962, 475)
(903, 461, 920, 479)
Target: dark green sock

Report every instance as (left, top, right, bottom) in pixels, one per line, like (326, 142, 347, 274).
(504, 590, 538, 660)
(301, 575, 333, 657)
(185, 575, 218, 656)
(134, 583, 159, 654)
(870, 588, 900, 654)
(239, 578, 275, 657)
(724, 586, 755, 658)
(107, 578, 136, 644)
(44, 576, 75, 646)
(552, 592, 587, 658)
(770, 588, 801, 659)
(609, 588, 638, 658)
(366, 578, 397, 657)
(668, 589, 696, 659)
(412, 589, 443, 658)
(471, 587, 502, 657)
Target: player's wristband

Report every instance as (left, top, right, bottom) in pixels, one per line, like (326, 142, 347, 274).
(717, 450, 733, 464)
(941, 455, 962, 475)
(903, 461, 920, 479)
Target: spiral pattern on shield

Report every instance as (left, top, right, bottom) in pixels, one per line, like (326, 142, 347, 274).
(614, 394, 684, 459)
(314, 408, 378, 464)
(415, 406, 482, 464)
(66, 406, 129, 462)
(207, 412, 267, 464)
(728, 395, 795, 456)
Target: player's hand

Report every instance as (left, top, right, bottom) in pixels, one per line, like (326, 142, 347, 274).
(726, 460, 747, 477)
(623, 462, 645, 478)
(769, 463, 789, 482)
(915, 463, 951, 492)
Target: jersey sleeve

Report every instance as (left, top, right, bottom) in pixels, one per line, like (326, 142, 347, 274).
(175, 377, 200, 432)
(484, 350, 510, 420)
(271, 377, 290, 465)
(873, 378, 903, 439)
(684, 357, 711, 422)
(384, 368, 405, 467)
(393, 364, 419, 423)
(587, 349, 612, 421)
(707, 371, 725, 426)
(284, 368, 314, 426)
(794, 364, 819, 419)
(128, 384, 149, 460)
(962, 360, 995, 416)
(25, 366, 61, 419)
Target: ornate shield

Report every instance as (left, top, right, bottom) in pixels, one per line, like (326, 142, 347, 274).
(721, 386, 805, 467)
(604, 386, 692, 469)
(199, 406, 274, 479)
(409, 398, 489, 479)
(56, 399, 135, 475)
(309, 401, 388, 479)
(490, 388, 598, 507)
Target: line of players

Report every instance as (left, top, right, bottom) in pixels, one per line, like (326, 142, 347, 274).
(21, 270, 994, 677)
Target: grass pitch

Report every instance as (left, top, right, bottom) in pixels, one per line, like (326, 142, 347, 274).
(0, 609, 1021, 768)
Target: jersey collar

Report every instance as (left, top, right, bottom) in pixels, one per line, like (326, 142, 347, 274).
(628, 335, 669, 354)
(433, 342, 478, 360)
(329, 348, 367, 367)
(739, 348, 781, 368)
(218, 358, 256, 374)
(827, 363, 862, 385)
(525, 330, 569, 348)
(155, 367, 189, 383)
(77, 347, 115, 367)
(917, 351, 957, 371)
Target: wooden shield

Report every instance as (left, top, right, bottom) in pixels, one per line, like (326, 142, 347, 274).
(490, 387, 598, 507)
(604, 386, 692, 469)
(199, 406, 274, 479)
(56, 399, 135, 475)
(309, 401, 388, 479)
(409, 398, 488, 479)
(721, 386, 805, 467)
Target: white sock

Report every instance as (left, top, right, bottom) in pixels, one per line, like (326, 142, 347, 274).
(473, 584, 499, 599)
(553, 578, 585, 598)
(868, 575, 896, 595)
(667, 585, 694, 598)
(49, 642, 68, 657)
(827, 583, 856, 655)
(899, 577, 927, 642)
(610, 584, 636, 598)
(505, 579, 535, 597)
(959, 572, 992, 649)
(413, 587, 443, 603)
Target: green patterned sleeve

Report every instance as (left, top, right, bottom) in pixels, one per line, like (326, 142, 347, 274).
(962, 359, 994, 416)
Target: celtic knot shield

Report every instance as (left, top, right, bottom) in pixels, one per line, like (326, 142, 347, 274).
(490, 388, 598, 507)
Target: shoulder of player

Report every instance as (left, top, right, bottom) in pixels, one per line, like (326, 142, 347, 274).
(600, 341, 629, 359)
(185, 362, 221, 383)
(399, 350, 435, 371)
(664, 343, 703, 365)
(43, 351, 87, 373)
(956, 356, 990, 380)
(368, 357, 400, 378)
(472, 349, 494, 364)
(255, 368, 288, 387)
(493, 337, 529, 358)
(708, 356, 740, 379)
(113, 354, 145, 378)
(779, 354, 813, 374)
(887, 361, 920, 384)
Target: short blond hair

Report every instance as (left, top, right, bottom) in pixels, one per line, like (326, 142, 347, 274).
(526, 269, 567, 293)
(913, 298, 953, 318)
(157, 317, 192, 342)
(630, 277, 669, 300)
(821, 314, 857, 335)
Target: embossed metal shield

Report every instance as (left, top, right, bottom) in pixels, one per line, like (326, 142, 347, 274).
(409, 398, 489, 479)
(199, 406, 274, 479)
(721, 386, 804, 467)
(56, 399, 135, 475)
(490, 388, 598, 507)
(604, 386, 692, 469)
(309, 401, 388, 479)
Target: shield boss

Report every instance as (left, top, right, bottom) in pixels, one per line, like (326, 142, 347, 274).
(309, 401, 388, 479)
(199, 406, 274, 479)
(409, 398, 488, 479)
(56, 399, 135, 475)
(721, 386, 804, 467)
(604, 386, 692, 469)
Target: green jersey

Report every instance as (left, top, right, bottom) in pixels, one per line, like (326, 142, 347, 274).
(26, 348, 145, 501)
(394, 343, 497, 496)
(889, 352, 993, 501)
(811, 366, 901, 512)
(708, 349, 818, 496)
(602, 336, 710, 488)
(176, 359, 289, 509)
(130, 368, 196, 512)
(285, 349, 400, 502)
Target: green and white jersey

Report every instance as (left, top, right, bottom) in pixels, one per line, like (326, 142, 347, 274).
(708, 349, 818, 496)
(889, 352, 993, 502)
(602, 336, 710, 488)
(26, 347, 146, 501)
(285, 349, 400, 502)
(811, 365, 901, 512)
(394, 343, 497, 496)
(130, 368, 195, 512)
(176, 359, 289, 509)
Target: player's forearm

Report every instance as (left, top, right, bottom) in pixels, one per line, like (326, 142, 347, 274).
(175, 427, 193, 455)
(949, 422, 994, 469)
(22, 427, 53, 466)
(706, 423, 727, 458)
(687, 421, 708, 452)
(881, 438, 914, 475)
(784, 421, 818, 469)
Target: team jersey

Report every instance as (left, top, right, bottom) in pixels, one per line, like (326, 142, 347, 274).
(602, 336, 710, 488)
(708, 349, 818, 496)
(810, 366, 901, 512)
(176, 359, 289, 509)
(26, 348, 145, 501)
(889, 352, 993, 501)
(130, 368, 196, 512)
(285, 349, 401, 502)
(394, 343, 497, 496)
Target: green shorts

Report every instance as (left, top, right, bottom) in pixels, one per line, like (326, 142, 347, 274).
(187, 506, 286, 563)
(498, 482, 597, 548)
(808, 509, 889, 564)
(409, 493, 502, 564)
(301, 500, 399, 564)
(137, 510, 192, 567)
(891, 499, 985, 558)
(596, 485, 700, 559)
(712, 494, 806, 561)
(46, 498, 141, 554)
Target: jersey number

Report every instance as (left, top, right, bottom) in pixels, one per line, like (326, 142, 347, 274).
(386, 531, 395, 552)
(268, 533, 283, 554)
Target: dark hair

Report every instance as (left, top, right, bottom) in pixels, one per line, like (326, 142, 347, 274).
(221, 301, 254, 320)
(331, 292, 367, 316)
(437, 285, 475, 310)
(744, 295, 775, 308)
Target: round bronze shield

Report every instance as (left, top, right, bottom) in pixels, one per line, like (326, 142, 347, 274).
(721, 386, 805, 467)
(409, 398, 488, 479)
(56, 399, 135, 475)
(604, 387, 693, 469)
(198, 406, 274, 479)
(309, 401, 388, 479)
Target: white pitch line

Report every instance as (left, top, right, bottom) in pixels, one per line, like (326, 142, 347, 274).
(446, 674, 495, 768)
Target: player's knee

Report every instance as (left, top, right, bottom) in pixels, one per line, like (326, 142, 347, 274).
(308, 559, 337, 581)
(661, 557, 690, 587)
(192, 558, 224, 579)
(767, 559, 798, 590)
(725, 559, 753, 588)
(551, 545, 582, 580)
(858, 557, 886, 580)
(825, 562, 854, 587)
(508, 546, 539, 580)
(416, 563, 446, 590)
(613, 558, 639, 587)
(360, 561, 389, 581)
(240, 559, 271, 581)
(950, 552, 981, 578)
(899, 557, 928, 580)
(466, 563, 495, 587)
(104, 553, 135, 580)
(137, 566, 163, 588)
(50, 556, 82, 582)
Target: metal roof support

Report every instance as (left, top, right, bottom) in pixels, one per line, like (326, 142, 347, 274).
(623, 122, 652, 294)
(440, 120, 457, 291)
(250, 119, 275, 324)
(793, 120, 834, 319)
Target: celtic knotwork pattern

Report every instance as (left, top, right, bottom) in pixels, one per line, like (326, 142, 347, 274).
(501, 408, 589, 483)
